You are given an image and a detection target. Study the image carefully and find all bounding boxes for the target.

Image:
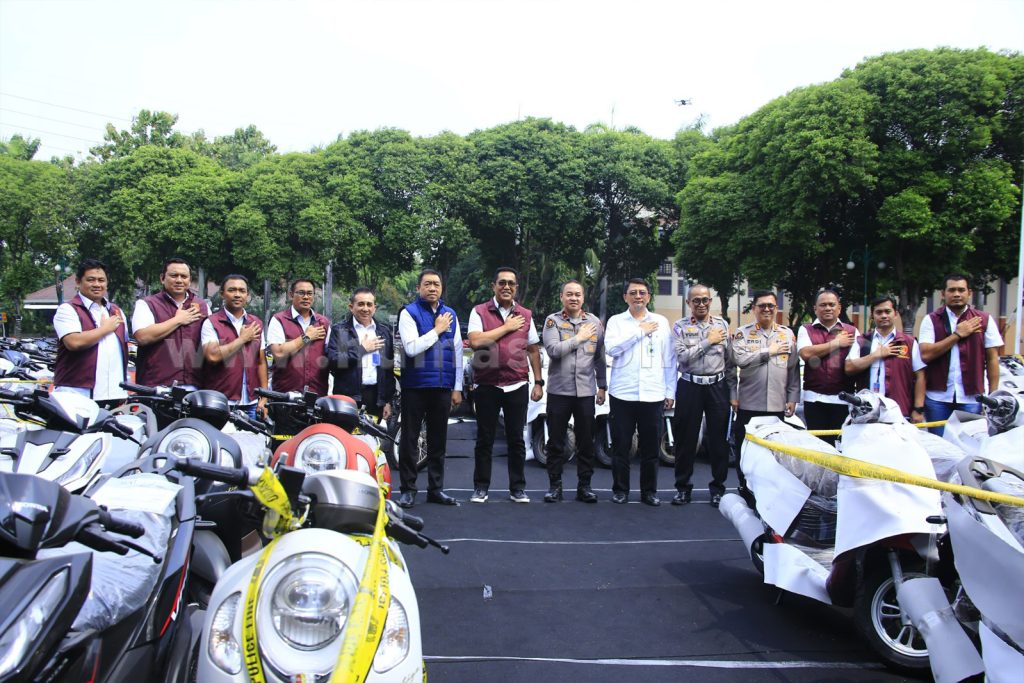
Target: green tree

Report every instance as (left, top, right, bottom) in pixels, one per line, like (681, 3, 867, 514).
(0, 134, 41, 161)
(90, 109, 189, 161)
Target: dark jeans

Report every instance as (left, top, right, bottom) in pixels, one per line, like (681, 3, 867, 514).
(802, 401, 849, 446)
(674, 379, 730, 496)
(474, 384, 529, 492)
(734, 409, 784, 489)
(399, 387, 452, 495)
(610, 396, 662, 497)
(924, 396, 982, 436)
(545, 393, 596, 487)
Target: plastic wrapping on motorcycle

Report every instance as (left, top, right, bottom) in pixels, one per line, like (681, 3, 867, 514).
(301, 469, 381, 534)
(38, 474, 181, 631)
(978, 621, 1024, 683)
(941, 410, 988, 455)
(978, 425, 1024, 472)
(896, 577, 984, 683)
(314, 395, 359, 431)
(183, 390, 231, 429)
(910, 428, 967, 483)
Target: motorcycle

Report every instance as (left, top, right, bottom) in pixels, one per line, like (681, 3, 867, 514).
(0, 466, 194, 682)
(177, 456, 446, 681)
(719, 389, 945, 673)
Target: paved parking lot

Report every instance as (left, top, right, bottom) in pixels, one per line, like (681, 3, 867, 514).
(402, 421, 910, 683)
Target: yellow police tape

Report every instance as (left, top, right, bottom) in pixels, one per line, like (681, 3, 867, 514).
(242, 536, 279, 683)
(331, 488, 391, 683)
(0, 379, 51, 384)
(249, 466, 298, 537)
(744, 432, 1024, 507)
(806, 420, 947, 436)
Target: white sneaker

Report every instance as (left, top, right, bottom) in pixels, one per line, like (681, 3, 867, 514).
(509, 490, 530, 503)
(470, 488, 488, 503)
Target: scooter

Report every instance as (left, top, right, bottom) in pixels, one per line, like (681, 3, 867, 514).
(176, 456, 446, 681)
(719, 389, 944, 674)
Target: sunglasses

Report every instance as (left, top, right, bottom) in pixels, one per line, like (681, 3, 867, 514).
(495, 279, 518, 288)
(690, 297, 711, 305)
(755, 303, 777, 311)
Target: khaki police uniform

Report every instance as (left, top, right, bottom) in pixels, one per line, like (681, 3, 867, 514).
(671, 315, 736, 498)
(541, 310, 607, 494)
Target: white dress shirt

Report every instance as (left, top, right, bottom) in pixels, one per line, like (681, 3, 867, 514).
(53, 294, 128, 401)
(918, 309, 1003, 402)
(397, 307, 464, 392)
(265, 306, 331, 346)
(352, 319, 380, 385)
(201, 310, 266, 404)
(797, 319, 850, 405)
(605, 310, 677, 402)
(846, 329, 926, 397)
(467, 298, 539, 392)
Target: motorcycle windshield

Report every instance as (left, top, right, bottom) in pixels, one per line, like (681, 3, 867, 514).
(49, 392, 101, 430)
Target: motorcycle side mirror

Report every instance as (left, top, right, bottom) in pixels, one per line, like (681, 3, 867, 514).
(8, 501, 51, 551)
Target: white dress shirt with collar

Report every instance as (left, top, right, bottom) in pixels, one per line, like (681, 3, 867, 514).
(918, 309, 1003, 402)
(53, 293, 128, 401)
(846, 329, 926, 397)
(397, 306, 464, 392)
(605, 309, 677, 402)
(467, 298, 539, 392)
(201, 309, 267, 405)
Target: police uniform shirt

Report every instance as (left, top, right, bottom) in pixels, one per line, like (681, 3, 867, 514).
(541, 310, 607, 397)
(730, 322, 800, 412)
(672, 315, 736, 391)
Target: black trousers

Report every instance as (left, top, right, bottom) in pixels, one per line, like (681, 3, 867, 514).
(473, 384, 528, 492)
(545, 393, 596, 487)
(674, 379, 730, 496)
(802, 401, 848, 446)
(610, 396, 662, 496)
(399, 387, 452, 495)
(733, 409, 784, 489)
(357, 383, 383, 419)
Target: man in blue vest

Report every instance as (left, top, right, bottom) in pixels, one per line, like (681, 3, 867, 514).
(396, 269, 464, 508)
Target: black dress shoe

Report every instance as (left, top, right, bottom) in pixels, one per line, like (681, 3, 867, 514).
(427, 491, 460, 506)
(671, 489, 692, 506)
(575, 486, 598, 503)
(641, 493, 661, 507)
(398, 492, 415, 509)
(611, 493, 627, 504)
(710, 493, 723, 508)
(543, 486, 563, 503)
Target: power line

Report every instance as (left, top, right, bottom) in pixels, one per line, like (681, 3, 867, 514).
(0, 92, 132, 123)
(0, 122, 101, 144)
(0, 107, 107, 130)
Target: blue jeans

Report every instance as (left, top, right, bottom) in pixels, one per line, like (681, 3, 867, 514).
(924, 396, 981, 435)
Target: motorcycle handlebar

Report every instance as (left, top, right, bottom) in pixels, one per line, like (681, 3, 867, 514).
(976, 394, 1001, 409)
(120, 381, 158, 396)
(77, 526, 131, 556)
(173, 457, 252, 488)
(838, 391, 867, 407)
(97, 508, 146, 538)
(254, 387, 290, 401)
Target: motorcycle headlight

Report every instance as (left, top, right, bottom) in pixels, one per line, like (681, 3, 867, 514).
(208, 592, 242, 674)
(0, 569, 68, 678)
(266, 555, 358, 650)
(293, 435, 345, 473)
(158, 428, 212, 462)
(55, 439, 104, 486)
(372, 597, 410, 673)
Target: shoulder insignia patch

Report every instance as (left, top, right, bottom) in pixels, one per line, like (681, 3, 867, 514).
(545, 319, 555, 328)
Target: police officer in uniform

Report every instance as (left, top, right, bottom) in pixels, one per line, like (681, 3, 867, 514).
(671, 284, 736, 508)
(730, 290, 800, 492)
(540, 280, 607, 503)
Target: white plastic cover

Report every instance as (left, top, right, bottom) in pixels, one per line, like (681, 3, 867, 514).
(941, 411, 988, 456)
(978, 427, 1024, 472)
(49, 392, 101, 430)
(979, 621, 1024, 683)
(897, 577, 984, 683)
(762, 543, 831, 603)
(740, 417, 815, 534)
(909, 428, 967, 483)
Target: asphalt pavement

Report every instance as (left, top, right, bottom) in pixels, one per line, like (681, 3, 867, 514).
(401, 420, 912, 683)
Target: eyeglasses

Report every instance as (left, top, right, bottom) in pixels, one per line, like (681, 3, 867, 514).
(755, 303, 777, 311)
(690, 297, 711, 305)
(496, 279, 518, 288)
(294, 290, 315, 298)
(626, 290, 649, 297)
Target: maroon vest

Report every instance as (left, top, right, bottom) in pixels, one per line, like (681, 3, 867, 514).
(53, 297, 128, 390)
(801, 322, 857, 395)
(856, 331, 918, 416)
(925, 306, 990, 396)
(270, 310, 329, 394)
(471, 301, 532, 387)
(202, 309, 264, 402)
(135, 291, 209, 387)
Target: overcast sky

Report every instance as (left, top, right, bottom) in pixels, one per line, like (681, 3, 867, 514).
(1, 0, 1022, 161)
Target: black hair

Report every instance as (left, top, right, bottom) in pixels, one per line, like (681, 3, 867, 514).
(869, 295, 898, 313)
(160, 257, 190, 278)
(493, 266, 519, 283)
(349, 287, 375, 303)
(622, 278, 651, 295)
(417, 269, 443, 287)
(290, 278, 316, 293)
(751, 289, 777, 304)
(220, 274, 250, 291)
(560, 279, 583, 294)
(942, 273, 970, 290)
(814, 287, 841, 304)
(76, 258, 108, 280)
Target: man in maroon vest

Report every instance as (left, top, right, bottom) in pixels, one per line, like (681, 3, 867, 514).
(845, 295, 926, 421)
(266, 278, 330, 395)
(919, 273, 1003, 434)
(796, 288, 859, 442)
(201, 274, 268, 418)
(52, 258, 128, 407)
(467, 266, 543, 504)
(132, 257, 209, 389)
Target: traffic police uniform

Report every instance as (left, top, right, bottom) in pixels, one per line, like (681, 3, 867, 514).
(541, 309, 607, 501)
(671, 315, 736, 503)
(730, 321, 800, 480)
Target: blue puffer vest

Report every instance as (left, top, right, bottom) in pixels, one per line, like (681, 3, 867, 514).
(401, 298, 457, 389)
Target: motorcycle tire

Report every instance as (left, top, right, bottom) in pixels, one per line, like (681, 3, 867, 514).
(853, 563, 932, 674)
(530, 417, 576, 467)
(750, 534, 768, 577)
(658, 416, 675, 466)
(593, 416, 637, 467)
(393, 418, 429, 471)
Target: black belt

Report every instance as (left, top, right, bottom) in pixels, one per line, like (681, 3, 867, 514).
(680, 372, 724, 385)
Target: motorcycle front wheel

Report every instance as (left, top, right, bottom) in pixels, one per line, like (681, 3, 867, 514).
(393, 418, 429, 471)
(853, 564, 932, 674)
(530, 417, 576, 467)
(593, 416, 638, 467)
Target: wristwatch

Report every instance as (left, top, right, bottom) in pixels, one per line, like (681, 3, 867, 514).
(912, 406, 924, 413)
(300, 334, 311, 346)
(534, 379, 545, 386)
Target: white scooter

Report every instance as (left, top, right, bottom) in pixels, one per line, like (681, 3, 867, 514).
(190, 459, 447, 682)
(720, 389, 944, 674)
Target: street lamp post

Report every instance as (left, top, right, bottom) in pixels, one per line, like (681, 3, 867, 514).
(54, 264, 65, 305)
(846, 246, 886, 333)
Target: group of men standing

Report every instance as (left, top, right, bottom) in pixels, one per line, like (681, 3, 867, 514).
(52, 259, 1005, 508)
